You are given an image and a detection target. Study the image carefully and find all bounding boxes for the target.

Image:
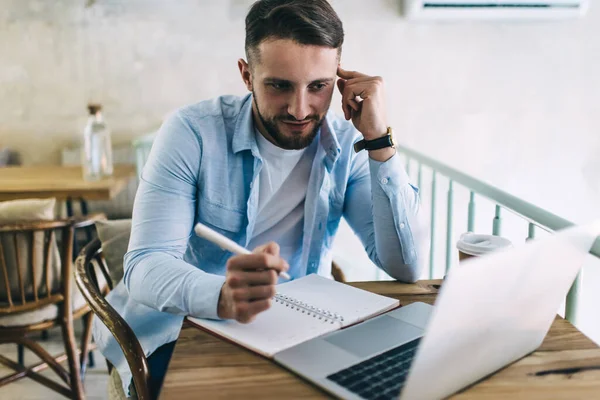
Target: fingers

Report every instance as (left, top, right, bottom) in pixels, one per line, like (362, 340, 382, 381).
(341, 77, 382, 101)
(337, 79, 351, 119)
(227, 269, 278, 288)
(346, 96, 361, 111)
(236, 299, 272, 324)
(337, 66, 367, 79)
(230, 284, 276, 302)
(227, 252, 289, 275)
(223, 265, 278, 323)
(338, 80, 364, 120)
(253, 241, 280, 257)
(224, 264, 278, 323)
(223, 245, 291, 323)
(337, 74, 384, 121)
(226, 266, 279, 324)
(336, 77, 345, 94)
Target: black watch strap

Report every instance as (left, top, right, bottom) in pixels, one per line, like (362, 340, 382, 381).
(353, 128, 395, 153)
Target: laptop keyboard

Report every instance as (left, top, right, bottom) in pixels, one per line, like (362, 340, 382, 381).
(326, 338, 421, 400)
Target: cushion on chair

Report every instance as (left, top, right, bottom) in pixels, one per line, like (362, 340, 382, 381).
(0, 198, 110, 327)
(0, 198, 62, 302)
(0, 281, 89, 327)
(95, 219, 132, 285)
(0, 258, 108, 327)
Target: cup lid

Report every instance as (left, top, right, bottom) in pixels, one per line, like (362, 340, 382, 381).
(456, 233, 512, 256)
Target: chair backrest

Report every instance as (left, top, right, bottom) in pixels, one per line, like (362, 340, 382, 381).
(74, 238, 152, 400)
(0, 220, 73, 315)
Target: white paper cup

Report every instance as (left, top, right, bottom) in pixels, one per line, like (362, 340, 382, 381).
(456, 233, 512, 261)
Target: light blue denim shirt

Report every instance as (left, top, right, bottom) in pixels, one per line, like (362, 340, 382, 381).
(93, 93, 426, 393)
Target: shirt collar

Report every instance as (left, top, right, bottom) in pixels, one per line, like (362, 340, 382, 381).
(320, 111, 342, 163)
(232, 93, 342, 163)
(232, 93, 259, 156)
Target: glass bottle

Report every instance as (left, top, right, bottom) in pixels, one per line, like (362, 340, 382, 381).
(81, 104, 113, 181)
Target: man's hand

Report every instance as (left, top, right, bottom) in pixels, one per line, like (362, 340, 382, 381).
(337, 67, 389, 141)
(217, 242, 289, 323)
(337, 67, 395, 162)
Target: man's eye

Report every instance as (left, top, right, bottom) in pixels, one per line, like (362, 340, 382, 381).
(310, 83, 327, 91)
(269, 83, 289, 91)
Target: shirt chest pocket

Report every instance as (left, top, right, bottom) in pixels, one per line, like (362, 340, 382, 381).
(195, 198, 247, 264)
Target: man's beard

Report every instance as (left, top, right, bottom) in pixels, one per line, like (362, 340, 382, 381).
(253, 91, 324, 150)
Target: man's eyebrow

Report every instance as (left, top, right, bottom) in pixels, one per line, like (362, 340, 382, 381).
(263, 77, 292, 84)
(309, 78, 334, 84)
(263, 77, 335, 84)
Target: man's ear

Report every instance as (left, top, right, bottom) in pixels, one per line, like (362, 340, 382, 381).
(238, 59, 253, 91)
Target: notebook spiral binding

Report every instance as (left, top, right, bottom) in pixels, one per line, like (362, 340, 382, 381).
(274, 293, 344, 325)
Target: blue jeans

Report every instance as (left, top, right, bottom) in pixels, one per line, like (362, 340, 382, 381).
(129, 341, 176, 399)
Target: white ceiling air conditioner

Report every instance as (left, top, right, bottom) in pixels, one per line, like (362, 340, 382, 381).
(403, 0, 590, 20)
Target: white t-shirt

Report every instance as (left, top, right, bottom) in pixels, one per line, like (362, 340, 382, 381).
(247, 131, 317, 268)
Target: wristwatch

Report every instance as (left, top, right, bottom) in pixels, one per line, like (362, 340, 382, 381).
(353, 127, 396, 153)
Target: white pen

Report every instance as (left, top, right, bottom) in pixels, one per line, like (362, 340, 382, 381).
(194, 222, 291, 281)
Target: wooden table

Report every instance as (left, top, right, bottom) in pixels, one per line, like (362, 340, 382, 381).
(161, 280, 600, 399)
(0, 165, 136, 202)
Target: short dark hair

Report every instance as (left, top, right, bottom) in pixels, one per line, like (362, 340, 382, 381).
(245, 0, 344, 65)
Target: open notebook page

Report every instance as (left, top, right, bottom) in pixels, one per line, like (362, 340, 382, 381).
(277, 274, 399, 326)
(187, 298, 341, 357)
(187, 274, 399, 357)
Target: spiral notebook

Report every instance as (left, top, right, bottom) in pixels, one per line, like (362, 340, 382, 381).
(187, 274, 400, 357)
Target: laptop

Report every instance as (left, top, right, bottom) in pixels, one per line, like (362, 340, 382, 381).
(274, 221, 600, 399)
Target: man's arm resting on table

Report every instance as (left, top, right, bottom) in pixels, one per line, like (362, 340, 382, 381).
(124, 241, 289, 322)
(124, 250, 226, 319)
(343, 150, 428, 282)
(335, 67, 427, 282)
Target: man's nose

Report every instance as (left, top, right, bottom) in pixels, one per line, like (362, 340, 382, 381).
(287, 91, 310, 121)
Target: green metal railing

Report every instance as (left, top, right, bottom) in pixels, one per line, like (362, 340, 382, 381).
(397, 145, 600, 325)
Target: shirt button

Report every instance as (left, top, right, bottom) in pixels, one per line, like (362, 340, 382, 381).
(381, 177, 389, 185)
(400, 223, 405, 229)
(250, 182, 253, 188)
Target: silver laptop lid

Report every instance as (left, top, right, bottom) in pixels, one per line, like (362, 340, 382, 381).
(401, 222, 600, 400)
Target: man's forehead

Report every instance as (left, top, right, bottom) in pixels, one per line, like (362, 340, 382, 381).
(254, 39, 339, 82)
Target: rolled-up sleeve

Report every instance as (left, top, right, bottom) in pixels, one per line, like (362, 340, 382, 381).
(123, 111, 225, 319)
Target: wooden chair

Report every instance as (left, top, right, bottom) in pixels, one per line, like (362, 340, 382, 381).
(74, 238, 152, 400)
(0, 216, 103, 399)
